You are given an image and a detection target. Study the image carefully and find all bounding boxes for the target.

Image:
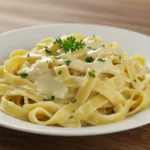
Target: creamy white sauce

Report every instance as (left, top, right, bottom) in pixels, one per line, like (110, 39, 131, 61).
(58, 58, 120, 75)
(19, 60, 68, 98)
(84, 40, 102, 49)
(87, 48, 104, 58)
(18, 39, 121, 99)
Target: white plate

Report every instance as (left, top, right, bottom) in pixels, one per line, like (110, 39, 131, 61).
(0, 24, 150, 136)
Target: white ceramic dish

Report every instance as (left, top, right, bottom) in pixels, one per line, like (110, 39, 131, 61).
(0, 24, 150, 136)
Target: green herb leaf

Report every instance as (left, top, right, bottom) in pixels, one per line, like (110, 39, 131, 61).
(51, 95, 55, 101)
(65, 60, 71, 66)
(102, 45, 105, 47)
(58, 70, 62, 75)
(85, 56, 94, 63)
(71, 99, 76, 103)
(27, 54, 30, 57)
(45, 46, 52, 55)
(53, 36, 85, 53)
(19, 72, 28, 78)
(53, 37, 62, 45)
(89, 71, 95, 78)
(43, 96, 55, 101)
(119, 55, 121, 59)
(98, 58, 106, 62)
(133, 79, 136, 82)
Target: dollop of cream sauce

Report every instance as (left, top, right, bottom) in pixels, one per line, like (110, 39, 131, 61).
(19, 59, 68, 99)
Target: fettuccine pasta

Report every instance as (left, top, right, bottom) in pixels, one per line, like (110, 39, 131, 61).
(0, 33, 150, 127)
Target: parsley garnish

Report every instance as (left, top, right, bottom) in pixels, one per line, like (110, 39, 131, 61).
(58, 70, 62, 75)
(98, 58, 106, 62)
(51, 96, 55, 100)
(53, 38, 62, 45)
(19, 72, 28, 78)
(133, 79, 136, 82)
(65, 60, 71, 66)
(45, 46, 52, 55)
(27, 54, 30, 57)
(85, 56, 94, 63)
(43, 96, 55, 101)
(53, 36, 85, 53)
(71, 99, 76, 103)
(102, 45, 105, 47)
(89, 71, 95, 78)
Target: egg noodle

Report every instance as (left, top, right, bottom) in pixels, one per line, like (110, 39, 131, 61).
(0, 33, 150, 127)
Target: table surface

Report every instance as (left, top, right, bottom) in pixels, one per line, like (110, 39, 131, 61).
(0, 0, 150, 149)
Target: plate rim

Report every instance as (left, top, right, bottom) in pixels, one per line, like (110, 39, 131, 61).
(0, 23, 150, 38)
(0, 111, 149, 136)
